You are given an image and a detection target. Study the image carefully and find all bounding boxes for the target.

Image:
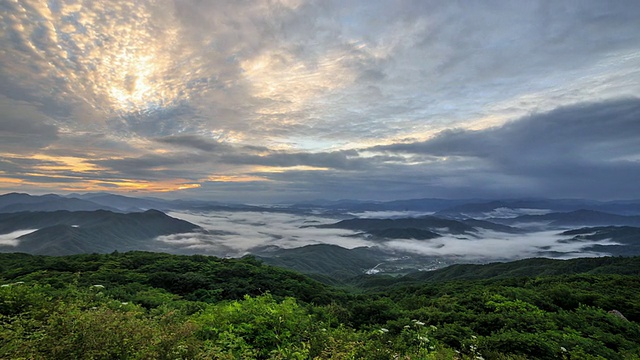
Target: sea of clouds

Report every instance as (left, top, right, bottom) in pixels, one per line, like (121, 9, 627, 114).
(157, 211, 618, 260)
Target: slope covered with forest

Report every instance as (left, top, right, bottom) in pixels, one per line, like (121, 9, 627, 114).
(1, 252, 639, 359)
(0, 210, 202, 255)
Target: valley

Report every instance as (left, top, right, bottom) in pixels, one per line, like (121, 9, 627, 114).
(1, 192, 640, 280)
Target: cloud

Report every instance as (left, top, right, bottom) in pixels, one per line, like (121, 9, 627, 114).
(348, 211, 435, 219)
(155, 210, 617, 261)
(220, 149, 367, 170)
(0, 96, 59, 150)
(370, 98, 640, 199)
(0, 229, 38, 246)
(382, 230, 615, 261)
(3, 0, 638, 143)
(156, 135, 229, 152)
(1, 1, 639, 199)
(160, 210, 370, 256)
(93, 132, 403, 183)
(376, 98, 640, 158)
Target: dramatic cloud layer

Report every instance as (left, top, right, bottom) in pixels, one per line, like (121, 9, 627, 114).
(1, 1, 639, 201)
(372, 99, 640, 199)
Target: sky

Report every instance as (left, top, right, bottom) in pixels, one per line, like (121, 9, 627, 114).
(0, 0, 639, 202)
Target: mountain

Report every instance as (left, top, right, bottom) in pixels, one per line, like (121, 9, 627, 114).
(289, 197, 640, 216)
(317, 216, 474, 235)
(66, 193, 172, 212)
(67, 192, 269, 213)
(255, 244, 386, 280)
(366, 227, 441, 240)
(561, 226, 640, 256)
(460, 218, 525, 233)
(254, 243, 458, 281)
(316, 215, 521, 237)
(493, 209, 640, 228)
(435, 199, 640, 219)
(0, 210, 201, 255)
(289, 198, 475, 213)
(434, 200, 553, 219)
(1, 252, 640, 360)
(0, 193, 118, 213)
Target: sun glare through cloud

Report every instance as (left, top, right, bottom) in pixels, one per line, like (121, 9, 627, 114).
(2, 0, 197, 117)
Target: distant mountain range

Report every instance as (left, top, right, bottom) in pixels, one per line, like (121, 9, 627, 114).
(0, 193, 120, 213)
(0, 192, 264, 213)
(291, 198, 640, 216)
(561, 226, 640, 256)
(3, 192, 640, 217)
(288, 198, 474, 213)
(491, 209, 640, 229)
(2, 192, 640, 272)
(314, 215, 523, 239)
(254, 243, 457, 281)
(434, 199, 640, 219)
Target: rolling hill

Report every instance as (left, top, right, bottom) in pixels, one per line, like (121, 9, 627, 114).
(0, 193, 119, 212)
(493, 209, 640, 228)
(316, 215, 521, 238)
(561, 226, 640, 256)
(0, 210, 202, 255)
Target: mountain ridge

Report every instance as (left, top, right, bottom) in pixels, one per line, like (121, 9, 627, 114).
(0, 209, 202, 256)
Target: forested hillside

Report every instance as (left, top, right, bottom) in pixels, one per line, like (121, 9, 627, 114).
(1, 252, 639, 359)
(0, 210, 201, 255)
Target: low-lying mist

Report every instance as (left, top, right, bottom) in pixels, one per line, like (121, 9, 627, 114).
(158, 211, 371, 256)
(161, 211, 618, 261)
(0, 229, 37, 246)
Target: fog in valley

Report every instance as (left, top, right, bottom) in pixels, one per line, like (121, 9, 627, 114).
(0, 229, 37, 246)
(160, 211, 618, 261)
(156, 211, 367, 256)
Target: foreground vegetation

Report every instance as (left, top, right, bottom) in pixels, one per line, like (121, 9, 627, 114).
(1, 252, 639, 359)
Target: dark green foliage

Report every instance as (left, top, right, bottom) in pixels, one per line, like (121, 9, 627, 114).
(257, 244, 384, 280)
(1, 252, 640, 359)
(401, 256, 640, 282)
(0, 252, 341, 305)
